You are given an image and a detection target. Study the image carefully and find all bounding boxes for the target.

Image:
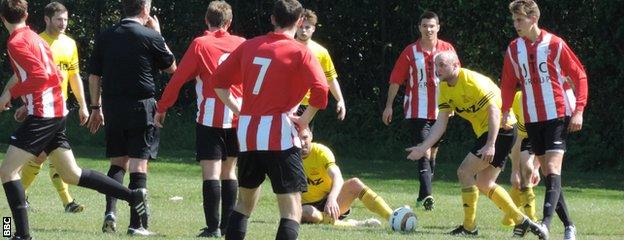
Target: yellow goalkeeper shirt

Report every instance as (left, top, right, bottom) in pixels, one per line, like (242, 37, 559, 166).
(438, 68, 516, 138)
(302, 143, 337, 204)
(40, 31, 80, 100)
(300, 40, 338, 106)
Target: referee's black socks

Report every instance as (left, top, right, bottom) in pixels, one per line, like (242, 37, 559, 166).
(417, 157, 433, 201)
(3, 180, 30, 239)
(225, 211, 248, 240)
(105, 165, 126, 215)
(542, 174, 562, 228)
(220, 179, 238, 232)
(203, 180, 221, 231)
(78, 169, 131, 201)
(129, 172, 147, 229)
(276, 218, 299, 240)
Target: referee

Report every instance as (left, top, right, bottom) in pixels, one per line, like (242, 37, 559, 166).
(87, 0, 176, 236)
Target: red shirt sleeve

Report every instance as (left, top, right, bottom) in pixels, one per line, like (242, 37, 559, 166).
(157, 40, 201, 113)
(302, 50, 329, 109)
(8, 41, 57, 98)
(500, 46, 519, 112)
(212, 43, 243, 89)
(559, 41, 588, 112)
(389, 47, 411, 84)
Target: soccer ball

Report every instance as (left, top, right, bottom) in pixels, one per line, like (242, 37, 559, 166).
(389, 206, 417, 232)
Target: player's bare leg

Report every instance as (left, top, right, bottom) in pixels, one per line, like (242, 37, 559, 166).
(0, 146, 37, 239)
(226, 186, 262, 240)
(539, 151, 574, 239)
(276, 192, 302, 239)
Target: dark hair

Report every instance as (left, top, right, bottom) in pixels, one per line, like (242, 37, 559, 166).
(44, 1, 67, 18)
(419, 10, 439, 25)
(272, 0, 303, 28)
(122, 0, 150, 17)
(206, 0, 232, 28)
(0, 0, 27, 24)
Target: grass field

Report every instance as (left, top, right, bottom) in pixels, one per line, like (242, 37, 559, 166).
(0, 144, 623, 240)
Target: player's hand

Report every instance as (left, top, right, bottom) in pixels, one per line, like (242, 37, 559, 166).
(531, 171, 541, 186)
(382, 107, 393, 126)
(87, 109, 105, 134)
(0, 92, 11, 113)
(324, 198, 341, 220)
(154, 112, 166, 128)
(289, 114, 309, 130)
(477, 143, 495, 163)
(336, 100, 346, 121)
(406, 146, 426, 161)
(568, 111, 583, 132)
(13, 105, 27, 122)
(146, 15, 161, 33)
(78, 106, 89, 126)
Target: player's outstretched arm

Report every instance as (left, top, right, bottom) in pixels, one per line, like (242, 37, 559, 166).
(325, 165, 344, 220)
(477, 103, 501, 163)
(382, 83, 400, 125)
(406, 111, 451, 160)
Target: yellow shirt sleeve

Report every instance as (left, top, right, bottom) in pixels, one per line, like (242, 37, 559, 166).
(512, 91, 527, 138)
(68, 40, 80, 76)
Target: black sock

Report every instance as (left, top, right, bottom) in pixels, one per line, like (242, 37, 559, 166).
(220, 180, 238, 232)
(3, 181, 29, 238)
(225, 211, 248, 240)
(556, 190, 574, 227)
(78, 169, 131, 201)
(128, 172, 147, 229)
(276, 218, 299, 240)
(417, 158, 433, 201)
(542, 174, 561, 228)
(203, 180, 221, 231)
(105, 165, 126, 215)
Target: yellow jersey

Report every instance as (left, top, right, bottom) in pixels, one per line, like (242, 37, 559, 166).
(302, 143, 337, 204)
(301, 40, 338, 106)
(438, 68, 516, 138)
(40, 32, 80, 100)
(512, 91, 528, 138)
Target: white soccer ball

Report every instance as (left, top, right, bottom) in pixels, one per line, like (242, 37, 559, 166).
(389, 206, 417, 232)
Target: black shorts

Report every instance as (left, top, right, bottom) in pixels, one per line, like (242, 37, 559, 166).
(520, 138, 533, 154)
(103, 98, 160, 159)
(304, 198, 351, 220)
(405, 118, 441, 148)
(196, 124, 239, 161)
(525, 117, 569, 156)
(470, 128, 516, 168)
(9, 116, 71, 156)
(237, 147, 307, 194)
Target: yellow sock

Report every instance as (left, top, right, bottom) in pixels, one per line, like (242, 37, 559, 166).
(20, 160, 43, 191)
(461, 186, 479, 231)
(320, 212, 336, 225)
(49, 163, 73, 206)
(359, 187, 393, 220)
(333, 220, 356, 227)
(521, 187, 537, 221)
(502, 187, 522, 226)
(487, 185, 525, 225)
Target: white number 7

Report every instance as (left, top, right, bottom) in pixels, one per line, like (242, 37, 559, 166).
(252, 57, 272, 95)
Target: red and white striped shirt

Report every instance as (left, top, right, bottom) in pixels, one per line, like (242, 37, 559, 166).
(212, 32, 329, 152)
(8, 27, 66, 118)
(389, 39, 455, 120)
(501, 30, 588, 123)
(157, 30, 245, 128)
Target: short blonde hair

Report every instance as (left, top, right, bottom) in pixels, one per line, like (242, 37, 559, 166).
(509, 0, 540, 19)
(302, 9, 317, 26)
(206, 0, 232, 28)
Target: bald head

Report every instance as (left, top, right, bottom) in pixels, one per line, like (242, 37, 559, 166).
(435, 51, 460, 83)
(434, 51, 459, 66)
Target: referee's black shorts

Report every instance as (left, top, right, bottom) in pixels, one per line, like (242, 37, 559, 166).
(470, 128, 516, 168)
(9, 116, 71, 156)
(237, 147, 307, 194)
(196, 124, 238, 161)
(103, 98, 160, 160)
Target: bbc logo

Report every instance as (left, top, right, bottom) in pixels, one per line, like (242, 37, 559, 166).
(2, 217, 10, 237)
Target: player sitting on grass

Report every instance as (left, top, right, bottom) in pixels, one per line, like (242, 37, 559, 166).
(299, 128, 392, 228)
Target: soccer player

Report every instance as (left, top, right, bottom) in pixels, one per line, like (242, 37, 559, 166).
(154, 1, 245, 237)
(87, 0, 176, 235)
(299, 128, 391, 228)
(211, 1, 329, 239)
(14, 1, 88, 214)
(501, 1, 588, 239)
(382, 11, 455, 211)
(295, 9, 346, 121)
(0, 1, 148, 239)
(406, 51, 547, 238)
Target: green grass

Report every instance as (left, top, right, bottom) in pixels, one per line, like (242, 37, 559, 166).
(0, 145, 623, 239)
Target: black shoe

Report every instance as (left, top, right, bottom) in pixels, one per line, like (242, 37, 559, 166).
(422, 196, 435, 211)
(102, 213, 117, 233)
(64, 200, 85, 213)
(449, 225, 478, 236)
(197, 227, 221, 238)
(130, 188, 150, 229)
(514, 218, 549, 240)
